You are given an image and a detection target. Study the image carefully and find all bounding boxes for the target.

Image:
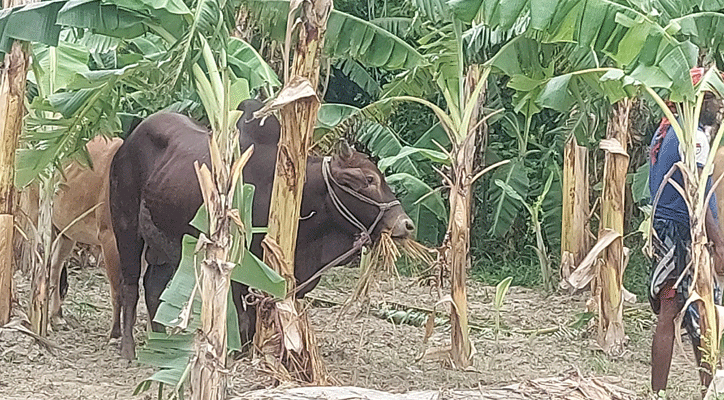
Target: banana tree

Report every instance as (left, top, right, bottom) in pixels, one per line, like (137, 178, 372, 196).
(249, 0, 333, 383)
(0, 0, 47, 327)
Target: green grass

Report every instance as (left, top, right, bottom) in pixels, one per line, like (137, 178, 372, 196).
(470, 230, 544, 288)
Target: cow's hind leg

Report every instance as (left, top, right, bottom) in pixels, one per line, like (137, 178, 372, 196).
(98, 228, 122, 338)
(143, 262, 175, 332)
(49, 234, 74, 327)
(118, 236, 144, 360)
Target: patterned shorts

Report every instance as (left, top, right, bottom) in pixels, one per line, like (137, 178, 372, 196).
(649, 218, 711, 343)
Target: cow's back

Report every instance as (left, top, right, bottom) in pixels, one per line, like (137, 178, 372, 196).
(142, 123, 211, 264)
(113, 111, 212, 266)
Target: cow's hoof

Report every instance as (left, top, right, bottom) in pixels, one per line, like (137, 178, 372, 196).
(120, 340, 136, 361)
(120, 347, 135, 361)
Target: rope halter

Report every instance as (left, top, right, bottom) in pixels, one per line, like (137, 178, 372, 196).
(321, 156, 400, 245)
(291, 156, 402, 297)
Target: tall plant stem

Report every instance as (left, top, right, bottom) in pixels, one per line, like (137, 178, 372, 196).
(596, 99, 631, 354)
(0, 1, 33, 324)
(256, 0, 332, 383)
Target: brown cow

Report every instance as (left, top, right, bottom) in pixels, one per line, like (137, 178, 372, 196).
(110, 102, 415, 359)
(21, 136, 123, 338)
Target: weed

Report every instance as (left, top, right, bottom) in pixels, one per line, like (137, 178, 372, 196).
(623, 229, 651, 301)
(493, 277, 513, 341)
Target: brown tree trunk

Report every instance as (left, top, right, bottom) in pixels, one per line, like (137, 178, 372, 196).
(446, 66, 485, 368)
(0, 10, 32, 325)
(447, 159, 473, 368)
(255, 0, 332, 384)
(189, 240, 232, 400)
(29, 175, 53, 335)
(561, 136, 590, 288)
(596, 99, 631, 354)
(188, 120, 242, 398)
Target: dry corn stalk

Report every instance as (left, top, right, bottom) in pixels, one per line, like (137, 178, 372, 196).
(349, 232, 399, 303)
(348, 233, 437, 305)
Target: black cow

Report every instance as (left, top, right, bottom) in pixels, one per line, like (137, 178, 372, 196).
(109, 100, 415, 360)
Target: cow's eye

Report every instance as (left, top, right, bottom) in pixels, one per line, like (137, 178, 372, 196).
(366, 175, 375, 185)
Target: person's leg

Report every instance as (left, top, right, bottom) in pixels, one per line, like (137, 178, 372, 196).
(652, 282, 680, 392)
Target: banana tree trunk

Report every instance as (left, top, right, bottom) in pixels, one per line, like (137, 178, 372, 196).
(596, 99, 631, 354)
(689, 131, 720, 387)
(561, 136, 590, 287)
(255, 0, 331, 383)
(447, 149, 473, 368)
(447, 66, 485, 368)
(29, 174, 54, 335)
(188, 117, 238, 399)
(0, 15, 32, 325)
(190, 235, 232, 400)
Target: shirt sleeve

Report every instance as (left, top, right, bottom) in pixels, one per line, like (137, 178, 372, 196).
(696, 128, 711, 169)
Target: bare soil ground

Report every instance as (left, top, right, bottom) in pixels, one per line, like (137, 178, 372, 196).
(0, 260, 704, 399)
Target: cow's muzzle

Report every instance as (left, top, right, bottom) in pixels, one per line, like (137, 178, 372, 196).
(391, 214, 415, 239)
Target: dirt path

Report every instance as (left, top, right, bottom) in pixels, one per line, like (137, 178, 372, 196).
(0, 264, 701, 399)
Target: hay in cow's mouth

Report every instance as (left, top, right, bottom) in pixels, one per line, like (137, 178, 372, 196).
(347, 232, 436, 305)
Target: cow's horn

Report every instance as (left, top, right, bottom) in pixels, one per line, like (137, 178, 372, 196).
(338, 139, 353, 159)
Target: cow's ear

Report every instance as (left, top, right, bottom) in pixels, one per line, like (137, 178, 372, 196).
(338, 140, 354, 160)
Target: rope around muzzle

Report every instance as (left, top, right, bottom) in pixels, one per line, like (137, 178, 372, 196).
(295, 157, 400, 296)
(244, 156, 401, 305)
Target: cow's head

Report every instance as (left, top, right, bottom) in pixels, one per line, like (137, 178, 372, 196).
(326, 141, 415, 240)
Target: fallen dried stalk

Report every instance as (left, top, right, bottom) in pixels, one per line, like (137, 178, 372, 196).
(347, 233, 437, 306)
